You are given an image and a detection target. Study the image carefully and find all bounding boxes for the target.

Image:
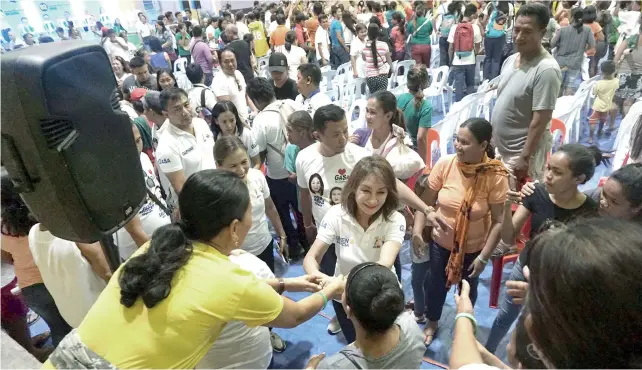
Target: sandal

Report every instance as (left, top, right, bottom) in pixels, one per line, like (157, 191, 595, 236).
(423, 323, 439, 347)
(414, 314, 427, 324)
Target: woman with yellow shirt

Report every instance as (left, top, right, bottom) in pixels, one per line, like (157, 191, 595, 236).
(45, 169, 345, 369)
(412, 118, 509, 346)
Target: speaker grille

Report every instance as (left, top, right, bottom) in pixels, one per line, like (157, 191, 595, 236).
(40, 119, 78, 151)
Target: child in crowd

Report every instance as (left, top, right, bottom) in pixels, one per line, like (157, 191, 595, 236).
(588, 61, 619, 143)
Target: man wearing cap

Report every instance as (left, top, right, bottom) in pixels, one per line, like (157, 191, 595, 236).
(269, 52, 299, 100)
(225, 24, 254, 85)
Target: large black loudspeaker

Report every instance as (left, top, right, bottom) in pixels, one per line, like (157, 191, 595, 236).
(1, 41, 146, 243)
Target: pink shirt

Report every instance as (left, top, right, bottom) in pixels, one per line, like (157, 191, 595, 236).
(191, 38, 214, 74)
(362, 40, 390, 77)
(390, 26, 405, 52)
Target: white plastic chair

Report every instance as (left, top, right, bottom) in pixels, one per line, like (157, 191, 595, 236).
(391, 84, 407, 97)
(174, 57, 188, 73)
(581, 55, 590, 81)
(326, 88, 341, 104)
(335, 62, 353, 86)
(424, 66, 450, 113)
(612, 100, 642, 171)
(175, 72, 193, 91)
(475, 55, 484, 86)
(387, 61, 400, 89)
(430, 44, 440, 70)
(348, 99, 368, 133)
(391, 59, 416, 88)
(321, 70, 338, 91)
(341, 78, 368, 110)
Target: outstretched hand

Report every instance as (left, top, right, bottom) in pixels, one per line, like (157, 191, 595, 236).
(455, 280, 474, 315)
(285, 275, 323, 293)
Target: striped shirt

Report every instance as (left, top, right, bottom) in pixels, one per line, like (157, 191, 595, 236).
(363, 40, 390, 77)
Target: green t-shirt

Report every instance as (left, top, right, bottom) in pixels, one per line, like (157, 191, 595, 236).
(175, 32, 192, 56)
(406, 17, 433, 45)
(284, 144, 299, 173)
(397, 92, 432, 145)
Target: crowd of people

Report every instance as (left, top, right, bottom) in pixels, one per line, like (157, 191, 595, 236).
(2, 0, 642, 369)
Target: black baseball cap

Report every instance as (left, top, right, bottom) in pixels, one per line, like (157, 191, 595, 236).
(268, 52, 288, 73)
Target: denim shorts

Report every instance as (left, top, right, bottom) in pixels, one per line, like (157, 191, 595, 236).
(561, 68, 581, 92)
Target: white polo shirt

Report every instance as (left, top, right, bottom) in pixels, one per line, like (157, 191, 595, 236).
(28, 224, 107, 328)
(295, 91, 333, 118)
(242, 168, 273, 255)
(115, 153, 171, 260)
(212, 70, 250, 124)
(136, 21, 152, 38)
(252, 100, 302, 180)
(237, 127, 260, 159)
(315, 26, 330, 61)
(296, 142, 370, 224)
(155, 117, 216, 208)
(316, 205, 406, 277)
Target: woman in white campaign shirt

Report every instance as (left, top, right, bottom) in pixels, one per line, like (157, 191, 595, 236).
(214, 136, 287, 271)
(115, 124, 171, 260)
(303, 156, 405, 344)
(211, 101, 261, 169)
(350, 24, 367, 78)
(28, 225, 108, 328)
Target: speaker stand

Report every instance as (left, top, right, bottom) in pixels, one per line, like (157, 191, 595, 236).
(99, 235, 121, 272)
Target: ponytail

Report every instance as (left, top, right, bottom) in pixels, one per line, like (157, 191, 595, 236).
(392, 108, 408, 151)
(399, 18, 405, 35)
(284, 30, 296, 52)
(368, 23, 380, 68)
(119, 223, 194, 308)
(571, 8, 584, 33)
(485, 142, 496, 159)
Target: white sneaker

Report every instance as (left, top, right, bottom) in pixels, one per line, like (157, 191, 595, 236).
(327, 316, 342, 335)
(270, 332, 286, 352)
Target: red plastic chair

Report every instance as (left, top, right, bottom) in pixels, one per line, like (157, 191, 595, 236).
(489, 216, 531, 308)
(423, 129, 441, 175)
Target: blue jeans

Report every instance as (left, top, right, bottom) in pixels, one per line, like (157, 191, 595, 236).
(484, 34, 505, 81)
(425, 242, 480, 322)
(439, 36, 450, 67)
(484, 257, 525, 353)
(452, 64, 476, 103)
(411, 261, 431, 317)
(331, 44, 350, 69)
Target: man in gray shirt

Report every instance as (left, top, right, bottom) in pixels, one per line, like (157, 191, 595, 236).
(317, 312, 425, 369)
(492, 2, 562, 183)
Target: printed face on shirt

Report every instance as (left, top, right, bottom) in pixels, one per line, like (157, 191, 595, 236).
(309, 174, 324, 195)
(355, 174, 388, 218)
(163, 94, 193, 129)
(132, 124, 143, 153)
(330, 187, 342, 205)
(132, 65, 151, 83)
(218, 147, 250, 180)
(215, 111, 237, 136)
(317, 118, 349, 155)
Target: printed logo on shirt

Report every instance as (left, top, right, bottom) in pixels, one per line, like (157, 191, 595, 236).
(373, 236, 383, 249)
(313, 195, 325, 208)
(157, 158, 171, 165)
(399, 225, 405, 232)
(182, 146, 195, 156)
(334, 168, 348, 183)
(335, 236, 350, 247)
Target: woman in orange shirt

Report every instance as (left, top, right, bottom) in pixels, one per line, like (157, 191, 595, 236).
(412, 118, 509, 346)
(584, 5, 606, 77)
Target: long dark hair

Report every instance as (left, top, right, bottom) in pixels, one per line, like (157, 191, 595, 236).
(284, 30, 297, 52)
(526, 217, 642, 368)
(211, 100, 245, 139)
(112, 56, 131, 73)
(342, 11, 357, 35)
(460, 118, 495, 159)
(156, 69, 178, 91)
(119, 170, 250, 308)
(368, 22, 381, 68)
(1, 170, 37, 237)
